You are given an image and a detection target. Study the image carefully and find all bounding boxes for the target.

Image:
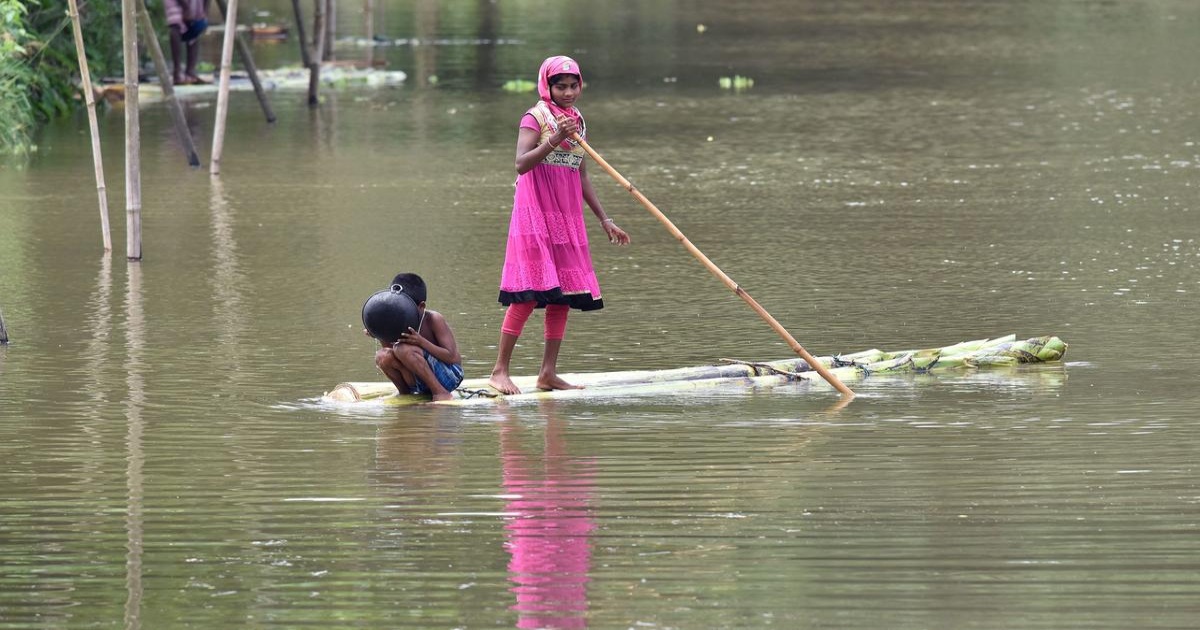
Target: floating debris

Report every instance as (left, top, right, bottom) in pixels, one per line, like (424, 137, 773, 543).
(718, 75, 755, 91)
(502, 79, 536, 92)
(104, 65, 408, 105)
(249, 23, 289, 40)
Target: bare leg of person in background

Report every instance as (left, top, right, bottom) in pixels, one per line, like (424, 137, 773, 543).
(169, 25, 185, 84)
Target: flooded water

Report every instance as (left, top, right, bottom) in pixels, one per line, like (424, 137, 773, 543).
(3, 0, 1200, 627)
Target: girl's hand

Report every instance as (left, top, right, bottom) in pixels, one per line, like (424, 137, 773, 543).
(551, 116, 578, 145)
(603, 220, 631, 245)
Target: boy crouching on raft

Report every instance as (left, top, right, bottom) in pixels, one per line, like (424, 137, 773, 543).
(371, 273, 463, 402)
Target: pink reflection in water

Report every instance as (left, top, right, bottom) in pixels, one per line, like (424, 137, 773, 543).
(501, 414, 596, 629)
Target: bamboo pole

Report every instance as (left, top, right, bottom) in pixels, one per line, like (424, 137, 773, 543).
(0, 308, 8, 344)
(324, 0, 335, 62)
(571, 133, 856, 398)
(290, 0, 312, 68)
(311, 0, 323, 56)
(213, 0, 276, 123)
(121, 0, 142, 260)
(209, 0, 239, 175)
(363, 0, 373, 67)
(66, 0, 113, 253)
(307, 0, 326, 106)
(135, 0, 201, 167)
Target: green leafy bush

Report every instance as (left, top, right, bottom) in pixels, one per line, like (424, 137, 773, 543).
(1, 0, 123, 155)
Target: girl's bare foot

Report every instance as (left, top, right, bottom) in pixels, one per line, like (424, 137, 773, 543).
(489, 370, 521, 395)
(536, 374, 585, 391)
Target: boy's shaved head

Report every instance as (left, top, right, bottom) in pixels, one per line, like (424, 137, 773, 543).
(390, 273, 427, 304)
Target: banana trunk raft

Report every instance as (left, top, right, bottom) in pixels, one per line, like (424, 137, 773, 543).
(323, 335, 1068, 407)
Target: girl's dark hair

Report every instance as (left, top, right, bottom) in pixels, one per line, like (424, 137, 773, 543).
(548, 73, 580, 86)
(390, 272, 427, 304)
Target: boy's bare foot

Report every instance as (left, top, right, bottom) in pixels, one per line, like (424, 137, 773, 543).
(431, 391, 454, 402)
(536, 375, 584, 391)
(489, 370, 521, 395)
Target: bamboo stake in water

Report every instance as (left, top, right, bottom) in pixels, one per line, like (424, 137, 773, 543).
(363, 0, 374, 68)
(0, 308, 8, 344)
(136, 0, 201, 167)
(210, 0, 240, 175)
(290, 0, 312, 68)
(214, 0, 276, 123)
(66, 0, 112, 253)
(307, 0, 326, 106)
(121, 0, 142, 260)
(571, 133, 855, 398)
(324, 0, 335, 62)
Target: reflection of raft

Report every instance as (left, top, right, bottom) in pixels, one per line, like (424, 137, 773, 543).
(324, 335, 1068, 407)
(96, 64, 407, 103)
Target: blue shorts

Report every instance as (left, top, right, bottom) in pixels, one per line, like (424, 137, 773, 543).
(182, 19, 207, 43)
(411, 351, 464, 395)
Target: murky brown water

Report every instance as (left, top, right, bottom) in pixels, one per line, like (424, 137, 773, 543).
(3, 0, 1199, 627)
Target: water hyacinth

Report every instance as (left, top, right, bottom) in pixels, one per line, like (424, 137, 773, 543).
(718, 75, 755, 91)
(502, 79, 537, 92)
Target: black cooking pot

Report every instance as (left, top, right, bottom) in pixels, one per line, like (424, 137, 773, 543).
(362, 284, 420, 344)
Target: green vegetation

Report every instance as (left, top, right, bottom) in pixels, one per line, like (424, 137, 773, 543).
(501, 78, 536, 93)
(1, 0, 124, 156)
(718, 75, 754, 91)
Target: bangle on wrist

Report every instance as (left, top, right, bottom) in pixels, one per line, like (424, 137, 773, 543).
(603, 218, 614, 224)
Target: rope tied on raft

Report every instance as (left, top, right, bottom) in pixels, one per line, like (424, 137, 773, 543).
(457, 388, 499, 399)
(719, 359, 810, 380)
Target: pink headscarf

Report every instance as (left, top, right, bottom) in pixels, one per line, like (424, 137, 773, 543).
(537, 55, 583, 127)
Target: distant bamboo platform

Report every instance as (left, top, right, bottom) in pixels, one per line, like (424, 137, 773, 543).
(95, 64, 407, 104)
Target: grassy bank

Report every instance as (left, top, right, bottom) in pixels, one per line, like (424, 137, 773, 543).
(1, 0, 123, 157)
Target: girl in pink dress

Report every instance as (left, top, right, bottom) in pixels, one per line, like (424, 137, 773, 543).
(489, 56, 630, 395)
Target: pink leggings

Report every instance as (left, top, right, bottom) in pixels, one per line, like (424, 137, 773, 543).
(501, 302, 569, 340)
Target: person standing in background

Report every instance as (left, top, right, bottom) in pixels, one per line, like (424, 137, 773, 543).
(164, 0, 210, 85)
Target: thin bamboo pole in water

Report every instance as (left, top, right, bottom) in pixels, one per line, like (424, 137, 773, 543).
(214, 0, 276, 123)
(210, 0, 239, 175)
(363, 0, 374, 67)
(66, 0, 113, 253)
(324, 0, 335, 62)
(121, 0, 142, 260)
(290, 0, 312, 68)
(0, 308, 8, 344)
(136, 0, 201, 167)
(308, 0, 326, 106)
